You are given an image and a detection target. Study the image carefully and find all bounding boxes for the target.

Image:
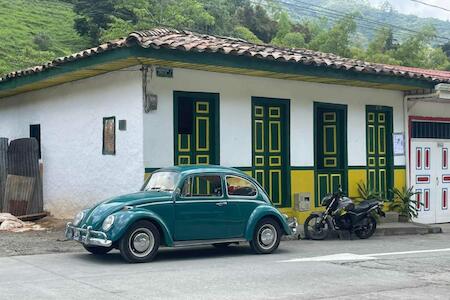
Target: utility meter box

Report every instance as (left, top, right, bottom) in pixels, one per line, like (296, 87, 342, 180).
(294, 192, 311, 211)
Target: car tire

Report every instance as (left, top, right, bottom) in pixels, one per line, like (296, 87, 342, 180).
(250, 218, 281, 254)
(119, 220, 160, 263)
(83, 245, 113, 255)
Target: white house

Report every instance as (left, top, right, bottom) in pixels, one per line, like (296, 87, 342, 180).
(0, 28, 449, 223)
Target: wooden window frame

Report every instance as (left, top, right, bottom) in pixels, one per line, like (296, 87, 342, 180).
(102, 117, 116, 155)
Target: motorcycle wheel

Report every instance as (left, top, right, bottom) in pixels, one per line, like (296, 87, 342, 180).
(355, 216, 377, 239)
(304, 215, 330, 240)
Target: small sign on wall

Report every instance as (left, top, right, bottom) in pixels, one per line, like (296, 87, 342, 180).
(393, 132, 405, 156)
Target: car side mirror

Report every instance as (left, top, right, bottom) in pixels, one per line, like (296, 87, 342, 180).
(174, 187, 181, 197)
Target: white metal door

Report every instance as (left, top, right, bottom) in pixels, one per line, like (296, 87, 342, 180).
(411, 139, 450, 224)
(436, 141, 450, 223)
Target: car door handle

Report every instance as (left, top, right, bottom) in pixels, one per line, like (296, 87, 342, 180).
(216, 201, 228, 207)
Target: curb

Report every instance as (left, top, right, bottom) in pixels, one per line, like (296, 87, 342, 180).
(282, 223, 443, 241)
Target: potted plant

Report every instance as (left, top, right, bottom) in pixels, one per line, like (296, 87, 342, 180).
(389, 187, 420, 222)
(356, 182, 383, 204)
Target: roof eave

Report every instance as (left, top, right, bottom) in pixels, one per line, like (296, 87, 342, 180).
(0, 46, 437, 99)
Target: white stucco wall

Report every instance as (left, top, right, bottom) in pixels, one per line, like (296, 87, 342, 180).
(143, 68, 406, 168)
(409, 101, 450, 118)
(0, 68, 143, 217)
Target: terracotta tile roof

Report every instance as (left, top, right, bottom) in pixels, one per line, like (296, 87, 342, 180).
(1, 27, 450, 85)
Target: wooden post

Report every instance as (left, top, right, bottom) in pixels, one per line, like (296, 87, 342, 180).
(0, 138, 8, 212)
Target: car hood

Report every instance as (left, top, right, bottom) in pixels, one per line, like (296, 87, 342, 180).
(83, 191, 173, 229)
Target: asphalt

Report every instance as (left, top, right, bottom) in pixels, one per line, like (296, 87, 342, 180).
(1, 231, 450, 299)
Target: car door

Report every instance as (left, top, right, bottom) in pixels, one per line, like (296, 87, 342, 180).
(225, 175, 262, 237)
(174, 174, 230, 241)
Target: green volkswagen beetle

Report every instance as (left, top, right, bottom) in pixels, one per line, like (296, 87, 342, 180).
(66, 166, 297, 263)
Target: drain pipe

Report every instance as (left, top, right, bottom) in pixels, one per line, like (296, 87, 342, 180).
(403, 91, 439, 188)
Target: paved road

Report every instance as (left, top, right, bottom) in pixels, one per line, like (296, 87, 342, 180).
(1, 232, 450, 300)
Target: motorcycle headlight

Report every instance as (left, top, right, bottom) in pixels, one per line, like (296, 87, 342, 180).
(102, 215, 115, 231)
(73, 211, 84, 226)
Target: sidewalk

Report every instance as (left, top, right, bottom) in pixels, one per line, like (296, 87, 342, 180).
(376, 222, 444, 236)
(290, 221, 448, 240)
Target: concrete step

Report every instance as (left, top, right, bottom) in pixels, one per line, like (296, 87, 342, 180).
(285, 222, 442, 241)
(376, 222, 442, 236)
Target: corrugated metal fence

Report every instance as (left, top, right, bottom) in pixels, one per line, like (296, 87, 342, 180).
(0, 138, 43, 216)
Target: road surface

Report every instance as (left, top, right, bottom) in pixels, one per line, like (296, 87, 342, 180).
(1, 232, 450, 299)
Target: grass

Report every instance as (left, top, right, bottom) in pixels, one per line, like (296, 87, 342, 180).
(0, 0, 90, 76)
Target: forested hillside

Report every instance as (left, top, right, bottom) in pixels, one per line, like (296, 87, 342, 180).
(280, 0, 450, 46)
(0, 0, 89, 75)
(1, 0, 450, 77)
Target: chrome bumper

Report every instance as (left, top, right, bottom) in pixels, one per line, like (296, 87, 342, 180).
(288, 217, 298, 235)
(65, 223, 112, 247)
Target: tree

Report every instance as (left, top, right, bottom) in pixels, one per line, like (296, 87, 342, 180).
(308, 14, 357, 57)
(236, 4, 278, 43)
(391, 25, 436, 67)
(233, 26, 263, 43)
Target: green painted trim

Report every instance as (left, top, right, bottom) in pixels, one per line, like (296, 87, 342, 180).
(313, 102, 348, 207)
(251, 97, 291, 208)
(366, 105, 394, 199)
(0, 45, 436, 96)
(145, 167, 160, 173)
(348, 166, 367, 170)
(133, 47, 434, 89)
(173, 91, 220, 165)
(145, 165, 405, 173)
(234, 167, 253, 172)
(0, 48, 134, 93)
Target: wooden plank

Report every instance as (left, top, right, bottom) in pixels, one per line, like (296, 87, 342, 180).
(0, 138, 7, 213)
(3, 175, 35, 216)
(16, 212, 48, 221)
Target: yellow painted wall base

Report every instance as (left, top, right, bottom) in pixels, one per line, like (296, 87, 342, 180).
(144, 166, 407, 225)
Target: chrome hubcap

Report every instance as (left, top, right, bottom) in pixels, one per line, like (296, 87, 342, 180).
(258, 224, 277, 250)
(129, 228, 154, 258)
(133, 233, 150, 252)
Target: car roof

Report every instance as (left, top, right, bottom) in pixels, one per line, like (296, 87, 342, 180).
(156, 165, 248, 177)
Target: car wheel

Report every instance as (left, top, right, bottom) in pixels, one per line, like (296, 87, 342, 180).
(83, 245, 113, 255)
(119, 220, 160, 263)
(250, 218, 281, 254)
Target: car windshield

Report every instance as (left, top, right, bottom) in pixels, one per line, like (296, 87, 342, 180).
(142, 172, 180, 192)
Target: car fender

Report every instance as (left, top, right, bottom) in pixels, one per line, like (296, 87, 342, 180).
(244, 205, 291, 240)
(107, 209, 174, 246)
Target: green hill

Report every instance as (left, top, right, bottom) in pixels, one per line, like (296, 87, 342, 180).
(0, 0, 89, 76)
(279, 0, 450, 46)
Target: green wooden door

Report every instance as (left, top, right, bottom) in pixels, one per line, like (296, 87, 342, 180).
(174, 92, 219, 166)
(366, 106, 393, 198)
(315, 103, 347, 206)
(252, 97, 290, 207)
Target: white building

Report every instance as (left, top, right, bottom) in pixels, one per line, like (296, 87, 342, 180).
(0, 28, 449, 223)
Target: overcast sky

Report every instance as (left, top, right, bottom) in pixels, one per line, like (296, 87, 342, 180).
(368, 0, 450, 21)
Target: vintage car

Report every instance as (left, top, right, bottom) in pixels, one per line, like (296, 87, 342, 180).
(66, 166, 297, 263)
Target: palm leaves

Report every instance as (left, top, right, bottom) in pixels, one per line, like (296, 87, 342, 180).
(389, 186, 421, 220)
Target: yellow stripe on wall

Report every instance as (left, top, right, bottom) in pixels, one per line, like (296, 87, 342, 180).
(348, 169, 367, 198)
(394, 168, 406, 190)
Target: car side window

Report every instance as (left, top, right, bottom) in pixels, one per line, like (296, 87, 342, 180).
(226, 176, 257, 197)
(181, 175, 223, 197)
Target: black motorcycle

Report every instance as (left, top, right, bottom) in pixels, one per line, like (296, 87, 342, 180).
(304, 188, 385, 240)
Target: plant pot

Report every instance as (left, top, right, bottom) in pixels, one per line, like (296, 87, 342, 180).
(398, 215, 409, 223)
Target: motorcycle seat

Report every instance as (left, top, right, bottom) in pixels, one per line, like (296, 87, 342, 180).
(351, 199, 379, 213)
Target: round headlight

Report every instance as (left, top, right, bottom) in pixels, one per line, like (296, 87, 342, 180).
(102, 215, 115, 231)
(73, 211, 85, 226)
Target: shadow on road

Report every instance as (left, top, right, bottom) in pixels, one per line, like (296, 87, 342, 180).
(71, 244, 291, 265)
